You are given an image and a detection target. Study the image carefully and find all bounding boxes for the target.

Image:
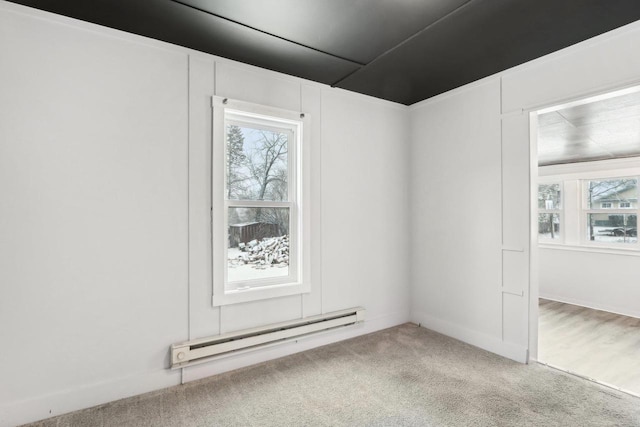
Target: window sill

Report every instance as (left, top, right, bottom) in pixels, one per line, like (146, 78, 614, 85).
(212, 281, 311, 306)
(538, 243, 640, 257)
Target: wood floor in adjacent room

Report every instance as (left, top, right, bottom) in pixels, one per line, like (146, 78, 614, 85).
(538, 298, 640, 396)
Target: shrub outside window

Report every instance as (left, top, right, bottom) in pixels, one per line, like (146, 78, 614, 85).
(538, 183, 562, 241)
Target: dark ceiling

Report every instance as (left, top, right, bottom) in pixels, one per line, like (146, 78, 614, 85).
(8, 0, 640, 105)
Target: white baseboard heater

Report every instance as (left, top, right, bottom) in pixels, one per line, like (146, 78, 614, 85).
(170, 307, 366, 369)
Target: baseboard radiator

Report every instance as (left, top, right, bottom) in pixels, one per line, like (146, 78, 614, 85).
(170, 307, 366, 369)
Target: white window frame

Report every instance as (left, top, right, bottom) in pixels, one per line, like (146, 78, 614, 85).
(538, 157, 640, 254)
(600, 202, 612, 209)
(537, 181, 563, 243)
(581, 176, 639, 249)
(619, 201, 631, 208)
(211, 97, 311, 306)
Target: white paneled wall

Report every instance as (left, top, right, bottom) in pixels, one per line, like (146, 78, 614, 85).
(320, 89, 410, 317)
(215, 62, 302, 112)
(182, 59, 411, 384)
(0, 3, 410, 426)
(502, 22, 640, 114)
(301, 83, 324, 318)
(409, 18, 640, 364)
(500, 113, 531, 360)
(187, 55, 218, 341)
(4, 0, 640, 425)
(0, 3, 188, 424)
(409, 79, 505, 356)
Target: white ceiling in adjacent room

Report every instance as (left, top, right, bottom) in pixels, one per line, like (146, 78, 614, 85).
(538, 90, 640, 166)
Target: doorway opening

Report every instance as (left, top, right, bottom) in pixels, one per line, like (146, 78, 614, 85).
(532, 86, 640, 396)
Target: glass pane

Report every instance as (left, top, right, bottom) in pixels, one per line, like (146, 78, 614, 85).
(586, 179, 637, 209)
(226, 123, 289, 201)
(538, 184, 561, 209)
(227, 207, 290, 282)
(538, 213, 561, 240)
(587, 213, 637, 244)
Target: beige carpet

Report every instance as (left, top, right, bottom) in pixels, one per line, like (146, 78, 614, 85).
(24, 323, 640, 426)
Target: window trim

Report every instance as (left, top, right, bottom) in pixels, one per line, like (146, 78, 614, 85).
(211, 97, 311, 306)
(538, 158, 640, 254)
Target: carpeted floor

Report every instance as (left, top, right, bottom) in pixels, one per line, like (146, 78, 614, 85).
(24, 323, 640, 427)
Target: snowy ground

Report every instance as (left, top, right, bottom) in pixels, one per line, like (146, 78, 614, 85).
(591, 226, 637, 244)
(539, 232, 562, 241)
(227, 247, 288, 282)
(539, 226, 637, 244)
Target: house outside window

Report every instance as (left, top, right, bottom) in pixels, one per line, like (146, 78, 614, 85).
(584, 178, 638, 244)
(539, 158, 640, 252)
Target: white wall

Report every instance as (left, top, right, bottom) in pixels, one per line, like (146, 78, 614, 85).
(320, 89, 410, 319)
(409, 18, 640, 363)
(409, 79, 505, 353)
(408, 78, 531, 362)
(0, 5, 189, 425)
(183, 61, 411, 383)
(0, 3, 410, 426)
(539, 249, 640, 319)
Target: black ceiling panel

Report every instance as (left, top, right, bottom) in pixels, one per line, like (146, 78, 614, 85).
(6, 0, 640, 105)
(336, 0, 640, 105)
(7, 0, 361, 85)
(175, 0, 470, 64)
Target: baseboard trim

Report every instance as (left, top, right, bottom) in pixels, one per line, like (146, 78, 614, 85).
(539, 293, 640, 320)
(0, 311, 410, 427)
(411, 311, 528, 363)
(182, 310, 411, 383)
(0, 369, 181, 427)
(538, 361, 640, 399)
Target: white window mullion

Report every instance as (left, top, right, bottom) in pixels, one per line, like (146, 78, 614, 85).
(212, 95, 310, 306)
(225, 200, 292, 209)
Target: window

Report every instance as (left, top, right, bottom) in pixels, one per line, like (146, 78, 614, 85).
(539, 157, 640, 252)
(584, 178, 638, 245)
(538, 183, 562, 241)
(212, 97, 311, 306)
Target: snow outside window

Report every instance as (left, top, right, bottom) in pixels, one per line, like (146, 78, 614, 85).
(211, 97, 311, 306)
(584, 178, 638, 245)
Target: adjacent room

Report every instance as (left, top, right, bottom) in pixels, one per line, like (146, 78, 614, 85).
(535, 88, 640, 396)
(1, 1, 640, 426)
